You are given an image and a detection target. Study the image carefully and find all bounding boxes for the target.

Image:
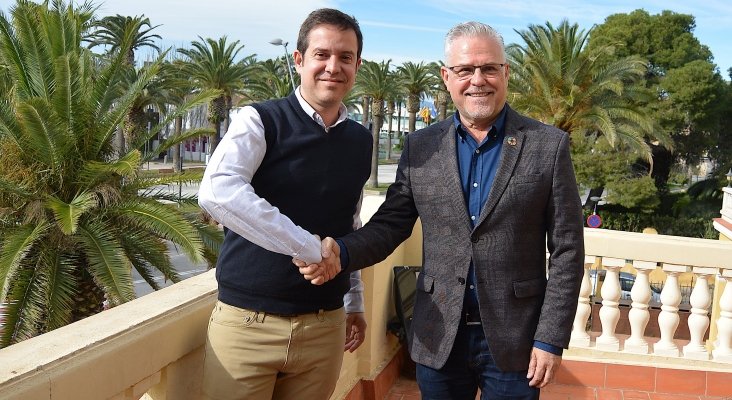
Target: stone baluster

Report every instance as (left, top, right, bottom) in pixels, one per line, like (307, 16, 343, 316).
(683, 267, 715, 360)
(654, 264, 688, 357)
(624, 260, 655, 354)
(570, 256, 596, 347)
(595, 257, 624, 351)
(713, 270, 732, 362)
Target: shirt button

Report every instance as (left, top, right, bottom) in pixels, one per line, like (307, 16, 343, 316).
(471, 215, 476, 220)
(470, 285, 475, 290)
(475, 149, 480, 154)
(458, 277, 466, 285)
(473, 182, 478, 188)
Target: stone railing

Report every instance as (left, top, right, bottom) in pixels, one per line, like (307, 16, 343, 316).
(2, 219, 732, 399)
(721, 187, 732, 223)
(569, 228, 732, 364)
(0, 269, 218, 400)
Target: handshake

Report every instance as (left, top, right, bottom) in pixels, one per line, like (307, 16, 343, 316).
(292, 236, 341, 285)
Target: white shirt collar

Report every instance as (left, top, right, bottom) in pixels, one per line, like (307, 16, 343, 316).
(295, 86, 348, 132)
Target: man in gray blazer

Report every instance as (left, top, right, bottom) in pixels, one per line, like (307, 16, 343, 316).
(298, 21, 584, 399)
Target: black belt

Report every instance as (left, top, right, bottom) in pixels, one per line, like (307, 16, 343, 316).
(464, 310, 482, 325)
(264, 312, 301, 318)
(259, 309, 327, 318)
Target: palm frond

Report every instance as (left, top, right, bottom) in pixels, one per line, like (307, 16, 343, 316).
(42, 251, 77, 330)
(77, 150, 142, 189)
(45, 191, 98, 235)
(120, 231, 179, 287)
(1, 265, 45, 347)
(112, 200, 204, 264)
(77, 221, 135, 305)
(0, 221, 48, 300)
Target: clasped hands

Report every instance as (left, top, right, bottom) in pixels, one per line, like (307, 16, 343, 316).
(293, 237, 341, 285)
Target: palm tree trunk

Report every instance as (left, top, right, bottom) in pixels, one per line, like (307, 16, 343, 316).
(172, 116, 182, 172)
(367, 99, 384, 188)
(115, 128, 125, 157)
(71, 269, 105, 322)
(407, 94, 420, 133)
(386, 103, 394, 161)
(361, 96, 370, 128)
(368, 115, 384, 188)
(396, 102, 402, 137)
(436, 91, 449, 121)
(209, 122, 220, 158)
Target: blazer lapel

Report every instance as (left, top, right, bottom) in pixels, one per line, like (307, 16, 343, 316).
(435, 123, 472, 228)
(474, 108, 526, 229)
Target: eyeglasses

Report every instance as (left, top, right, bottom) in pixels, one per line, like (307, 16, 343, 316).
(446, 63, 506, 80)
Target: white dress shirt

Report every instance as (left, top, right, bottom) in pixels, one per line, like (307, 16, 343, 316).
(198, 87, 364, 313)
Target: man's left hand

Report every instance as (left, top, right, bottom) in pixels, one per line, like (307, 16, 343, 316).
(526, 347, 561, 388)
(344, 312, 366, 352)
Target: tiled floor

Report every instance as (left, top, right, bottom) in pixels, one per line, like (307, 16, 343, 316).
(384, 369, 481, 400)
(385, 376, 421, 400)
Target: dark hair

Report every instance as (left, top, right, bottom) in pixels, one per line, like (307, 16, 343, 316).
(297, 8, 363, 58)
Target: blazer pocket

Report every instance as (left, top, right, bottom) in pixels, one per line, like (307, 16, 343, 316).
(513, 277, 547, 298)
(417, 273, 435, 294)
(511, 172, 543, 185)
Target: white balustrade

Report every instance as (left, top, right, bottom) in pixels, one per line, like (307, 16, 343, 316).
(624, 260, 655, 354)
(682, 267, 715, 359)
(570, 256, 596, 347)
(595, 257, 624, 351)
(654, 264, 689, 357)
(713, 270, 732, 362)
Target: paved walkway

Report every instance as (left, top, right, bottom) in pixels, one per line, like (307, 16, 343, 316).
(144, 160, 399, 198)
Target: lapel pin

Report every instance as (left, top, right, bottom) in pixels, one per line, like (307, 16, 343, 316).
(507, 136, 517, 146)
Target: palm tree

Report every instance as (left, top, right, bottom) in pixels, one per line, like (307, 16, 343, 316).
(157, 59, 220, 172)
(0, 0, 220, 347)
(355, 60, 399, 188)
(397, 61, 435, 133)
(88, 14, 161, 67)
(508, 20, 673, 208)
(243, 57, 295, 102)
(508, 20, 669, 160)
(178, 37, 250, 156)
(88, 14, 162, 154)
(428, 61, 451, 121)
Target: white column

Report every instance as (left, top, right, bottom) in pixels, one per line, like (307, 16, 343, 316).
(654, 264, 688, 357)
(595, 257, 624, 351)
(570, 256, 596, 347)
(713, 271, 732, 362)
(683, 267, 715, 360)
(624, 260, 655, 354)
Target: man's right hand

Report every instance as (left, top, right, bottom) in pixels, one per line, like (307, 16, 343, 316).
(293, 237, 341, 285)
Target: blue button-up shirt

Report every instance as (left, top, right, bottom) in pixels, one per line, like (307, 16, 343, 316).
(454, 109, 505, 315)
(455, 107, 561, 356)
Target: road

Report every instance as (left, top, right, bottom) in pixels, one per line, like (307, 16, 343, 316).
(133, 163, 399, 297)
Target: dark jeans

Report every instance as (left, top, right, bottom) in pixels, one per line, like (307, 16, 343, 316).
(416, 322, 539, 400)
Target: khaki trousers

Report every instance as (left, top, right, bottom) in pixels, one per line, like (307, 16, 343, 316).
(202, 301, 346, 400)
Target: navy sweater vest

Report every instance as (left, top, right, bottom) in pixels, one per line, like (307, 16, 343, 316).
(216, 94, 372, 314)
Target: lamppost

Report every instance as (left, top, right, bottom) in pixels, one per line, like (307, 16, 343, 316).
(269, 38, 296, 92)
(726, 168, 732, 188)
(146, 106, 154, 170)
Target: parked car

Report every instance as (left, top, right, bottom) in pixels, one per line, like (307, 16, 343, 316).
(589, 269, 662, 303)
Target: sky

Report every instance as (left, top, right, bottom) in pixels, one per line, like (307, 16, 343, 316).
(1, 0, 731, 77)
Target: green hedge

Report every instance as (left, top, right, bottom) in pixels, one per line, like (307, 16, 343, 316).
(584, 210, 718, 239)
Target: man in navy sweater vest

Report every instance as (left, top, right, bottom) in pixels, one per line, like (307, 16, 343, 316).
(198, 9, 372, 400)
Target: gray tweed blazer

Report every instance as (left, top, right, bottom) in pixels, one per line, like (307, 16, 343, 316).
(341, 105, 584, 371)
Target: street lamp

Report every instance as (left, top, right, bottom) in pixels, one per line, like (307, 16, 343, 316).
(726, 168, 732, 188)
(146, 106, 154, 170)
(269, 38, 296, 92)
